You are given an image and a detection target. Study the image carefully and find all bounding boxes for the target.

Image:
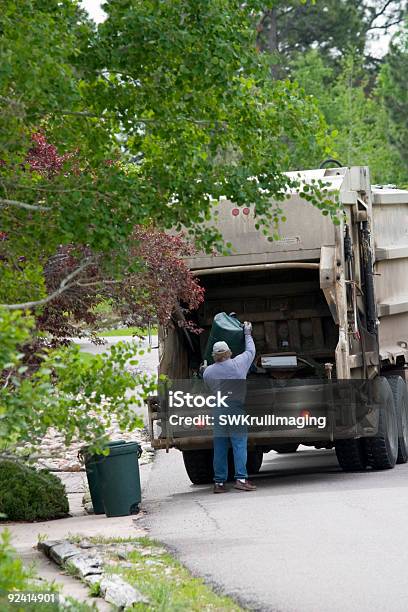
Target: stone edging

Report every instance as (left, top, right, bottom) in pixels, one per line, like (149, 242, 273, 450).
(38, 539, 149, 608)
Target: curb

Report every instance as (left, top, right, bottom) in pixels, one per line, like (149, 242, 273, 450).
(38, 539, 149, 609)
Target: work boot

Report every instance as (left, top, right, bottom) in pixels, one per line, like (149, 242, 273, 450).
(234, 480, 256, 491)
(213, 483, 227, 494)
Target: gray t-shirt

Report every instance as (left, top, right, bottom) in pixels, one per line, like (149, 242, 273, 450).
(203, 335, 255, 397)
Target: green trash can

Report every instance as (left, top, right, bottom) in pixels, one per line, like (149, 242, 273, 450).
(81, 440, 126, 515)
(203, 312, 245, 365)
(97, 441, 142, 517)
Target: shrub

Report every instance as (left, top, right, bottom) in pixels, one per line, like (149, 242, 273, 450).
(0, 461, 69, 521)
(0, 529, 32, 592)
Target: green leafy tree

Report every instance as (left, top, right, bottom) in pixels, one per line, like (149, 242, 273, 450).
(0, 530, 33, 592)
(290, 50, 406, 184)
(380, 26, 408, 173)
(1, 0, 329, 314)
(257, 1, 407, 74)
(81, 0, 331, 239)
(0, 308, 153, 453)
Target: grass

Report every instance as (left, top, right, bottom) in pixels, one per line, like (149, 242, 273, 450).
(76, 536, 243, 612)
(64, 560, 81, 578)
(96, 326, 157, 337)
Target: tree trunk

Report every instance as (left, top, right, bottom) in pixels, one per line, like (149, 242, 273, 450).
(257, 8, 280, 79)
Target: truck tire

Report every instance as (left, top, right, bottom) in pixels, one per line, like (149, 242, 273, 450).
(227, 448, 263, 480)
(273, 443, 299, 454)
(387, 376, 408, 464)
(247, 449, 263, 474)
(365, 377, 398, 470)
(182, 450, 213, 484)
(335, 439, 367, 471)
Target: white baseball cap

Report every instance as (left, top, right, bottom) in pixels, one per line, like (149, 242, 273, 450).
(212, 341, 231, 354)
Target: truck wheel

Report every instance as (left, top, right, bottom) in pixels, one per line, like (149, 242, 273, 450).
(335, 439, 367, 471)
(182, 450, 213, 484)
(365, 377, 398, 470)
(273, 443, 299, 454)
(387, 376, 408, 464)
(247, 449, 263, 474)
(227, 448, 263, 480)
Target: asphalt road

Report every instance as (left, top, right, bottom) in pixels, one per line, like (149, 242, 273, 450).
(143, 445, 408, 612)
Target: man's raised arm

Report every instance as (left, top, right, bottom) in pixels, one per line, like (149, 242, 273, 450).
(232, 322, 255, 374)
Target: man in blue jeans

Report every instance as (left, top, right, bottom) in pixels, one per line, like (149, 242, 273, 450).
(203, 321, 256, 493)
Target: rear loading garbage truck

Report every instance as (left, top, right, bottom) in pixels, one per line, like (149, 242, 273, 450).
(148, 166, 408, 483)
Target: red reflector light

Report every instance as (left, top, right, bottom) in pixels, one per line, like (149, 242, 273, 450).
(300, 409, 311, 418)
(232, 208, 239, 216)
(243, 207, 250, 215)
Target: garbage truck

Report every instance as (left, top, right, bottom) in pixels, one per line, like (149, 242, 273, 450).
(147, 166, 408, 483)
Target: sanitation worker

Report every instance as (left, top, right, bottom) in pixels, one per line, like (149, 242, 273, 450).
(203, 321, 256, 493)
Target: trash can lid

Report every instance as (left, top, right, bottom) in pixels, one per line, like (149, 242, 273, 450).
(79, 439, 127, 463)
(104, 441, 142, 457)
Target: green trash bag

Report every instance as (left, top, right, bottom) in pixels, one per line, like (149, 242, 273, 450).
(203, 312, 245, 365)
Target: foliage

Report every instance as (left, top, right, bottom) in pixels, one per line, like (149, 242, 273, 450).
(255, 2, 408, 181)
(34, 226, 205, 342)
(96, 327, 158, 337)
(0, 530, 32, 591)
(257, 1, 407, 73)
(82, 536, 242, 611)
(380, 27, 408, 174)
(1, 129, 205, 333)
(0, 309, 153, 452)
(0, 462, 69, 521)
(112, 227, 205, 327)
(0, 0, 336, 347)
(0, 0, 331, 313)
(26, 133, 76, 177)
(257, 1, 366, 64)
(85, 1, 330, 242)
(290, 50, 406, 184)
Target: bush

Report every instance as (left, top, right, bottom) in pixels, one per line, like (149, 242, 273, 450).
(0, 461, 69, 521)
(0, 529, 32, 592)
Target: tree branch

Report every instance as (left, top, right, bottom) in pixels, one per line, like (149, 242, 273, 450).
(75, 279, 122, 287)
(0, 258, 95, 310)
(2, 182, 114, 201)
(2, 371, 12, 390)
(0, 198, 50, 212)
(367, 0, 394, 22)
(28, 109, 228, 127)
(367, 19, 404, 31)
(366, 0, 401, 30)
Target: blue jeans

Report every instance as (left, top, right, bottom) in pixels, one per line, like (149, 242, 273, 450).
(213, 401, 248, 482)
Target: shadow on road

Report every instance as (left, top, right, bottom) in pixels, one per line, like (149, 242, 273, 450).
(143, 446, 408, 612)
(160, 447, 408, 503)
